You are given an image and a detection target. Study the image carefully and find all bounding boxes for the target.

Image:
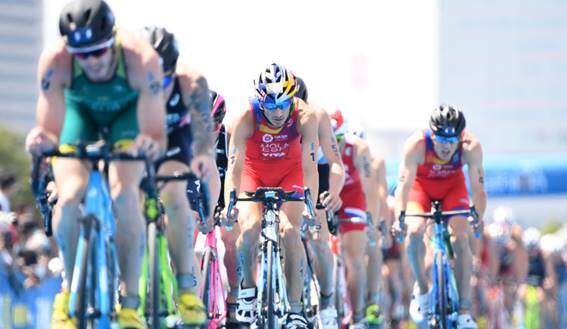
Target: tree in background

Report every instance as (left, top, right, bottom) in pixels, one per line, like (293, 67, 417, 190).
(0, 126, 33, 211)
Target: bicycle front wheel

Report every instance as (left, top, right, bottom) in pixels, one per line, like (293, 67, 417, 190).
(201, 248, 212, 323)
(435, 251, 448, 329)
(266, 240, 276, 329)
(147, 221, 160, 329)
(76, 215, 95, 329)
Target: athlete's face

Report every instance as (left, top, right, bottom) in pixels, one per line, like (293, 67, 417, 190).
(432, 134, 460, 161)
(75, 45, 114, 81)
(261, 98, 292, 127)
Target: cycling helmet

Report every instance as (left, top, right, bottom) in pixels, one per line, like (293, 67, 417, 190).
(330, 109, 348, 138)
(210, 90, 226, 131)
(139, 26, 179, 74)
(492, 206, 515, 226)
(350, 122, 367, 140)
(254, 63, 297, 103)
(523, 227, 541, 250)
(294, 76, 308, 102)
(429, 105, 466, 138)
(487, 206, 515, 246)
(540, 234, 564, 255)
(59, 0, 115, 53)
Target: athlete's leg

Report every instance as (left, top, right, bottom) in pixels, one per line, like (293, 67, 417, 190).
(52, 158, 89, 290)
(341, 229, 368, 322)
(159, 160, 200, 292)
(312, 208, 335, 305)
(448, 215, 474, 313)
(280, 202, 308, 314)
(109, 161, 146, 308)
(221, 222, 241, 303)
(235, 200, 262, 289)
(366, 232, 383, 306)
(405, 202, 428, 294)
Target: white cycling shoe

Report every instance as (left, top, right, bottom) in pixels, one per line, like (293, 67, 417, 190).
(319, 306, 339, 329)
(457, 314, 477, 329)
(409, 284, 429, 323)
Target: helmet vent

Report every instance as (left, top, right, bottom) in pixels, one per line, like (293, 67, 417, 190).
(83, 9, 91, 23)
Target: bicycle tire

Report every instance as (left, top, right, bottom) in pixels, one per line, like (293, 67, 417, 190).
(147, 221, 160, 329)
(201, 248, 212, 322)
(334, 258, 345, 328)
(436, 251, 448, 329)
(77, 215, 94, 329)
(266, 240, 276, 329)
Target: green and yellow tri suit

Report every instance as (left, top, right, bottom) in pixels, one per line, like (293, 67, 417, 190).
(60, 39, 139, 148)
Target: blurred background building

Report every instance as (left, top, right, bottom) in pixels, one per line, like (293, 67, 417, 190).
(0, 0, 42, 132)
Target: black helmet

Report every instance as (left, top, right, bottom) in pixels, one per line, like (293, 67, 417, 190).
(59, 0, 115, 52)
(295, 76, 308, 102)
(139, 26, 179, 74)
(429, 105, 466, 137)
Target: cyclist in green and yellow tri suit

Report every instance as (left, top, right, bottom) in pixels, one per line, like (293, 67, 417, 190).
(25, 0, 169, 328)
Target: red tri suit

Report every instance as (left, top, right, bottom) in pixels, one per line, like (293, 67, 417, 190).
(408, 129, 469, 212)
(337, 135, 367, 234)
(241, 97, 304, 195)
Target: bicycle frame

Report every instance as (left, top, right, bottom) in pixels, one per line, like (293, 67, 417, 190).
(69, 168, 120, 327)
(199, 227, 227, 328)
(256, 198, 290, 324)
(231, 187, 315, 328)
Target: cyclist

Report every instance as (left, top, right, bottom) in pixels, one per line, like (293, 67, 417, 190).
(294, 75, 345, 328)
(380, 196, 406, 324)
(486, 206, 528, 319)
(224, 63, 319, 329)
(25, 0, 168, 327)
(329, 110, 375, 328)
(138, 26, 218, 326)
(393, 105, 487, 328)
(364, 151, 390, 327)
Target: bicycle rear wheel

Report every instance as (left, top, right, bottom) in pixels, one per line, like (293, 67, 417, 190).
(435, 251, 448, 329)
(147, 221, 160, 329)
(77, 215, 95, 329)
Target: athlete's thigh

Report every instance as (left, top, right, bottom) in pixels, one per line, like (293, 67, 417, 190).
(158, 160, 191, 202)
(406, 201, 428, 234)
(281, 201, 304, 228)
(236, 195, 263, 232)
(108, 160, 144, 194)
(52, 158, 90, 199)
(341, 229, 368, 257)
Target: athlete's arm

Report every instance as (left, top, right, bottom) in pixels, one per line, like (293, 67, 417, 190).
(27, 44, 69, 154)
(394, 133, 422, 217)
(224, 110, 252, 206)
(177, 65, 215, 157)
(354, 139, 375, 223)
(462, 134, 487, 220)
(374, 156, 391, 230)
(298, 107, 319, 205)
(317, 109, 345, 211)
(124, 34, 166, 159)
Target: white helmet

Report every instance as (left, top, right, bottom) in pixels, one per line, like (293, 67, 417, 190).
(522, 227, 541, 249)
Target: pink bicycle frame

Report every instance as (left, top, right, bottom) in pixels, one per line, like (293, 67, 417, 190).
(199, 228, 227, 329)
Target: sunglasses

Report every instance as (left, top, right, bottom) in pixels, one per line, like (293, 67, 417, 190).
(433, 134, 460, 144)
(75, 46, 111, 60)
(261, 98, 292, 111)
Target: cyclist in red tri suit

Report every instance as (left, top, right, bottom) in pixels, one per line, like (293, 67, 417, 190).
(330, 110, 376, 328)
(224, 63, 319, 329)
(393, 105, 487, 329)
